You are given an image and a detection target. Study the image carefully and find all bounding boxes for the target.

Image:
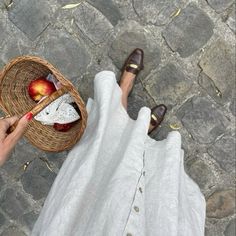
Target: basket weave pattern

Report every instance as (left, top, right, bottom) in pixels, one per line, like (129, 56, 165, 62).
(0, 56, 87, 152)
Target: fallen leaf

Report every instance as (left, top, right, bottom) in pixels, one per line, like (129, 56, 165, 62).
(6, 0, 13, 8)
(216, 89, 222, 97)
(171, 8, 181, 18)
(170, 123, 181, 130)
(40, 157, 54, 172)
(62, 3, 81, 9)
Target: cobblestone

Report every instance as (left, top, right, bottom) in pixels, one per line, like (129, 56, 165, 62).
(109, 21, 161, 78)
(8, 0, 51, 41)
(0, 212, 6, 227)
(207, 0, 234, 13)
(162, 3, 214, 58)
(186, 158, 216, 190)
(224, 218, 236, 236)
(226, 5, 236, 33)
(74, 2, 113, 45)
(208, 134, 236, 172)
(199, 39, 235, 103)
(177, 96, 229, 144)
(206, 189, 235, 218)
(0, 225, 26, 236)
(0, 0, 235, 234)
(21, 211, 39, 231)
(133, 0, 181, 26)
(38, 29, 91, 80)
(87, 0, 122, 26)
(144, 63, 192, 109)
(0, 188, 30, 220)
(21, 158, 56, 200)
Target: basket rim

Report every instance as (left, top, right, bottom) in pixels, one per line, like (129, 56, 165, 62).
(0, 55, 88, 152)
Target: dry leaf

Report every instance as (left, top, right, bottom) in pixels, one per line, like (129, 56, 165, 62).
(216, 89, 222, 97)
(170, 123, 181, 130)
(62, 3, 81, 9)
(171, 8, 181, 18)
(40, 157, 54, 172)
(6, 0, 13, 8)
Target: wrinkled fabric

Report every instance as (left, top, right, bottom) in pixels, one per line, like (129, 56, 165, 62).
(32, 71, 205, 236)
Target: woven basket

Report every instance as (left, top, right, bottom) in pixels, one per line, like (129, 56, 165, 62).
(0, 56, 87, 152)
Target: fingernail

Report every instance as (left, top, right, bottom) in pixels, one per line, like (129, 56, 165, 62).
(25, 112, 33, 121)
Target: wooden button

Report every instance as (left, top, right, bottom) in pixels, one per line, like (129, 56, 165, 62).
(134, 206, 139, 212)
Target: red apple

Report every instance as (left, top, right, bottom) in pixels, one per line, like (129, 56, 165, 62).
(28, 77, 56, 102)
(53, 122, 74, 132)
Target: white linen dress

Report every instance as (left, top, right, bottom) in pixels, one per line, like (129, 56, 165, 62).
(32, 71, 206, 236)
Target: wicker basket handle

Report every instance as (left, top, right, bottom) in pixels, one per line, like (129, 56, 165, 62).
(9, 86, 70, 133)
(30, 86, 69, 116)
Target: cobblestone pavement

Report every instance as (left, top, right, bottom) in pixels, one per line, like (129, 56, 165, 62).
(0, 0, 235, 235)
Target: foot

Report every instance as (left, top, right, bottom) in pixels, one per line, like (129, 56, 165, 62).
(119, 48, 144, 96)
(119, 70, 136, 97)
(148, 104, 167, 134)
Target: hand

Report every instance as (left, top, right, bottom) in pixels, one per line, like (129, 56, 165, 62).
(0, 113, 33, 166)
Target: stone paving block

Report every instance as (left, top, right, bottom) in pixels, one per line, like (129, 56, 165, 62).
(0, 188, 29, 220)
(0, 59, 5, 68)
(145, 63, 192, 108)
(133, 0, 180, 25)
(3, 1, 12, 7)
(229, 99, 235, 116)
(109, 24, 161, 79)
(0, 175, 4, 189)
(127, 83, 154, 120)
(21, 158, 56, 200)
(0, 158, 22, 179)
(87, 0, 122, 26)
(186, 158, 216, 190)
(74, 2, 113, 44)
(8, 0, 51, 41)
(226, 5, 235, 33)
(198, 72, 224, 105)
(199, 39, 235, 102)
(77, 73, 95, 104)
(21, 211, 39, 231)
(177, 96, 228, 144)
(0, 18, 8, 47)
(208, 135, 235, 172)
(224, 218, 236, 236)
(45, 151, 67, 169)
(206, 189, 235, 218)
(162, 4, 214, 58)
(13, 140, 41, 165)
(206, 0, 234, 13)
(0, 225, 26, 236)
(0, 212, 6, 227)
(40, 29, 91, 80)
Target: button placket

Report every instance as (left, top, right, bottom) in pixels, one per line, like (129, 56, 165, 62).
(124, 152, 146, 236)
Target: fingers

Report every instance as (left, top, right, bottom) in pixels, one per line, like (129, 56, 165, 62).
(0, 116, 19, 140)
(4, 113, 33, 150)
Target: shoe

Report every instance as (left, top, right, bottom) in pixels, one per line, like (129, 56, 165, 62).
(122, 48, 144, 75)
(119, 48, 144, 96)
(148, 104, 167, 134)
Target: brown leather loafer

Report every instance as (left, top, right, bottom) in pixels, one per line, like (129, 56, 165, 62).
(122, 48, 144, 75)
(148, 104, 167, 134)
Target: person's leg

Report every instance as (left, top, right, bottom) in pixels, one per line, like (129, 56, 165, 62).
(118, 49, 167, 134)
(119, 71, 135, 110)
(119, 48, 144, 110)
